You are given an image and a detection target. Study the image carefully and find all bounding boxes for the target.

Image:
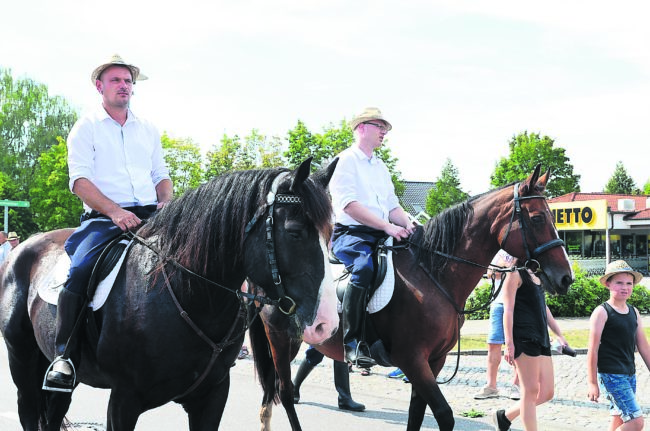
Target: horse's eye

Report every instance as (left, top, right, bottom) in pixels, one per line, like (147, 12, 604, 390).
(531, 214, 544, 224)
(285, 221, 305, 239)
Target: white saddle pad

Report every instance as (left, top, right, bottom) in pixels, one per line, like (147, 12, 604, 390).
(37, 239, 134, 311)
(334, 237, 395, 314)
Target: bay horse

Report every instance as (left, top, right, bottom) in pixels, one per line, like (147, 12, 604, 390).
(248, 164, 574, 431)
(0, 158, 340, 431)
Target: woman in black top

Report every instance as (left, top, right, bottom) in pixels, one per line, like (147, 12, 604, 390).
(492, 257, 568, 431)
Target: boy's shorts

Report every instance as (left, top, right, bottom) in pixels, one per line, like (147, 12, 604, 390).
(487, 303, 505, 344)
(599, 373, 643, 422)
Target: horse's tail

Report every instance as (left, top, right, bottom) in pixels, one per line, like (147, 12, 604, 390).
(248, 312, 281, 405)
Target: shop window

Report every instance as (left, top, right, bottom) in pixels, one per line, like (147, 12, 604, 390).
(565, 231, 582, 256)
(610, 235, 621, 258)
(621, 235, 634, 257)
(636, 235, 649, 257)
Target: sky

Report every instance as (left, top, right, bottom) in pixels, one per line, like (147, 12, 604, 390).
(2, 1, 649, 195)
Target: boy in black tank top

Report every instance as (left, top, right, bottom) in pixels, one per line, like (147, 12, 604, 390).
(587, 260, 650, 430)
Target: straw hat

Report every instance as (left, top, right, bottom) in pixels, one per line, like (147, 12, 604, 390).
(349, 107, 392, 131)
(7, 232, 20, 240)
(91, 54, 148, 84)
(599, 260, 643, 286)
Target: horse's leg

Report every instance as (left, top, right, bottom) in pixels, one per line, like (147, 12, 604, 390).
(43, 391, 73, 431)
(401, 356, 454, 431)
(407, 388, 428, 431)
(5, 344, 47, 431)
(184, 372, 231, 431)
(105, 390, 144, 431)
(271, 337, 303, 431)
(261, 328, 303, 431)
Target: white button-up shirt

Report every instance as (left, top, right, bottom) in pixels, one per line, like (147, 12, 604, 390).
(329, 145, 400, 226)
(0, 242, 11, 265)
(67, 105, 170, 212)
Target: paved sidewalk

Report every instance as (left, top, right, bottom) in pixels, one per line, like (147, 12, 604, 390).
(405, 315, 650, 429)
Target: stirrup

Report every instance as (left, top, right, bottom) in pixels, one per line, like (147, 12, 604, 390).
(348, 342, 376, 368)
(42, 356, 76, 392)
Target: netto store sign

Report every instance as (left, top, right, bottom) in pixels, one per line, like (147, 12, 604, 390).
(548, 200, 608, 230)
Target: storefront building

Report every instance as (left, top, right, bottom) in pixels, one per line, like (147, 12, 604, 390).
(548, 193, 650, 276)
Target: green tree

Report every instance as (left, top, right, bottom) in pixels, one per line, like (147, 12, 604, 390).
(204, 129, 284, 179)
(0, 68, 78, 237)
(0, 171, 32, 238)
(29, 137, 83, 230)
(425, 159, 468, 217)
(161, 133, 204, 195)
(604, 161, 637, 194)
(285, 119, 405, 196)
(204, 134, 241, 178)
(490, 131, 580, 197)
(643, 179, 650, 195)
(285, 120, 354, 171)
(0, 68, 77, 192)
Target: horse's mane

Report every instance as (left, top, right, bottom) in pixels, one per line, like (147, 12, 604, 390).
(412, 201, 474, 276)
(138, 167, 332, 280)
(412, 182, 515, 275)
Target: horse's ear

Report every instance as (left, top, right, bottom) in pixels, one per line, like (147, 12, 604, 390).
(537, 168, 551, 191)
(290, 157, 313, 192)
(312, 157, 339, 189)
(521, 164, 542, 195)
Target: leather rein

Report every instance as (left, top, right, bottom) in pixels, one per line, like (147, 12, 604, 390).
(391, 182, 565, 383)
(129, 171, 304, 400)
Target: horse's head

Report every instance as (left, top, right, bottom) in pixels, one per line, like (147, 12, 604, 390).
(497, 164, 574, 295)
(245, 158, 339, 344)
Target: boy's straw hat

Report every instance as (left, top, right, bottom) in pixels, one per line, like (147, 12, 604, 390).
(599, 260, 643, 286)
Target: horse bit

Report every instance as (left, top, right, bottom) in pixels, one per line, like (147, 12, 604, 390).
(403, 182, 565, 384)
(129, 171, 304, 400)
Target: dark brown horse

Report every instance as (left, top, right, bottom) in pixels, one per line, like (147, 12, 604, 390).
(248, 164, 573, 431)
(0, 158, 340, 431)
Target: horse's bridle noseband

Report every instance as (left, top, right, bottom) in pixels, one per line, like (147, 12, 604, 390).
(244, 171, 303, 315)
(499, 182, 565, 273)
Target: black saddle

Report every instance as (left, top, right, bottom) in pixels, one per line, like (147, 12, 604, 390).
(333, 236, 391, 303)
(86, 234, 131, 299)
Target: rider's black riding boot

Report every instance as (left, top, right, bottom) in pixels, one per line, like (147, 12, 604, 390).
(342, 282, 376, 368)
(292, 360, 316, 404)
(334, 360, 365, 412)
(44, 288, 86, 391)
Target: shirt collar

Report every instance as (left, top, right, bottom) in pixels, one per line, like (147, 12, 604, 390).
(350, 145, 378, 164)
(95, 104, 137, 125)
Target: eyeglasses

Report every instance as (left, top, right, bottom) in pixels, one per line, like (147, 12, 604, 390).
(364, 122, 389, 132)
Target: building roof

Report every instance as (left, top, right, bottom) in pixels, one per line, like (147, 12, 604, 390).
(549, 192, 650, 221)
(401, 181, 435, 217)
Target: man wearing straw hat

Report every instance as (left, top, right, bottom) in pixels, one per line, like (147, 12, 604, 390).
(44, 54, 172, 392)
(329, 107, 414, 367)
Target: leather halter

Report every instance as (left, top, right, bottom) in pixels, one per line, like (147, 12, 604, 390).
(499, 182, 565, 273)
(244, 171, 303, 315)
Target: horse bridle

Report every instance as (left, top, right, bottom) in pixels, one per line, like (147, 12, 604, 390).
(406, 182, 566, 384)
(128, 171, 305, 400)
(499, 182, 565, 273)
(244, 171, 303, 315)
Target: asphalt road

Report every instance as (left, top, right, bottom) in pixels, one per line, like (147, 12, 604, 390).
(2, 317, 649, 430)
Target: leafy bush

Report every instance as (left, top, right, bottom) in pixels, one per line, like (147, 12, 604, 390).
(465, 263, 650, 319)
(465, 279, 501, 320)
(545, 263, 609, 317)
